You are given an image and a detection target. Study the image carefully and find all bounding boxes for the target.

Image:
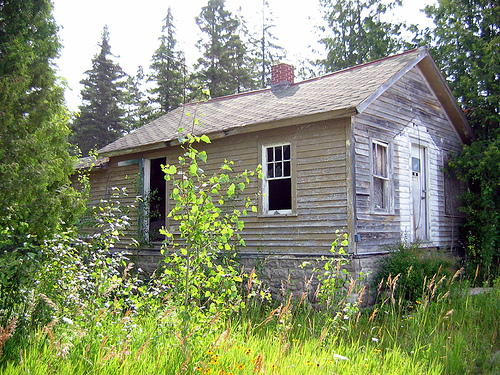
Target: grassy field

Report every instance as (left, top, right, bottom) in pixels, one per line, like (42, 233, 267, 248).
(1, 272, 499, 374)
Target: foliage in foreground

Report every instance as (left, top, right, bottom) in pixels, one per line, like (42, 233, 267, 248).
(373, 241, 456, 302)
(1, 267, 500, 374)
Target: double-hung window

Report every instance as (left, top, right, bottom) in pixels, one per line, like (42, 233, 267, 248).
(372, 140, 391, 211)
(263, 144, 292, 214)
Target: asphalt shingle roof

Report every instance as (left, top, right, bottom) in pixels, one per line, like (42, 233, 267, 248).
(99, 48, 423, 156)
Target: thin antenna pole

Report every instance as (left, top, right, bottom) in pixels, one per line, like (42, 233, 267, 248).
(262, 0, 266, 88)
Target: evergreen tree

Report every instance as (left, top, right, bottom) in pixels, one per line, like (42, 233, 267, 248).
(424, 0, 499, 140)
(253, 0, 286, 88)
(149, 7, 185, 117)
(195, 0, 256, 98)
(123, 66, 154, 131)
(70, 26, 127, 155)
(424, 0, 500, 282)
(318, 0, 407, 72)
(0, 0, 83, 243)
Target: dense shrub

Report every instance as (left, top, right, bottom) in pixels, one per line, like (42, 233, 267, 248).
(373, 242, 456, 301)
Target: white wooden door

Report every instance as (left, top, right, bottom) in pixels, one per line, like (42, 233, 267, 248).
(411, 144, 428, 240)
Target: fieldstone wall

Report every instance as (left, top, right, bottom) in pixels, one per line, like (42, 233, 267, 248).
(126, 248, 383, 303)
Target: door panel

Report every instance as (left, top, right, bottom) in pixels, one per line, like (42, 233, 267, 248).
(411, 144, 428, 240)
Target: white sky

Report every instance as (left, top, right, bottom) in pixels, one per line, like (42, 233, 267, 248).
(52, 0, 436, 111)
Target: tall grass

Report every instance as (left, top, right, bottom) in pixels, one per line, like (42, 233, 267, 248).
(1, 274, 500, 374)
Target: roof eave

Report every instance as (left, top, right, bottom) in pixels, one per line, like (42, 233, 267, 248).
(98, 107, 358, 158)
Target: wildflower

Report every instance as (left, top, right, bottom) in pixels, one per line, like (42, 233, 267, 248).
(415, 300, 421, 304)
(237, 363, 245, 370)
(207, 350, 214, 355)
(371, 337, 379, 343)
(195, 366, 203, 372)
(306, 361, 313, 366)
(245, 349, 252, 356)
(204, 369, 212, 374)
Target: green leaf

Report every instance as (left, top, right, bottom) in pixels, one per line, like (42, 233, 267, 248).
(227, 183, 235, 196)
(189, 164, 198, 176)
(200, 134, 211, 144)
(164, 165, 177, 175)
(199, 150, 208, 162)
(251, 206, 258, 213)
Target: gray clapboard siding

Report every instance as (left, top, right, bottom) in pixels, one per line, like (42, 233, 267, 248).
(353, 65, 464, 253)
(103, 118, 349, 255)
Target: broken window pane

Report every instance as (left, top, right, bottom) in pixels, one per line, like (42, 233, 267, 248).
(373, 142, 388, 178)
(373, 177, 385, 209)
(269, 179, 292, 210)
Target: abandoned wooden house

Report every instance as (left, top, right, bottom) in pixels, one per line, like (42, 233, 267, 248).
(80, 47, 473, 290)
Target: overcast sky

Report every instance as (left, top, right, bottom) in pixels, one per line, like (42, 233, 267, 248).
(51, 0, 435, 111)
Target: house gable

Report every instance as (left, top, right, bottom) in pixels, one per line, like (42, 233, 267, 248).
(352, 63, 466, 253)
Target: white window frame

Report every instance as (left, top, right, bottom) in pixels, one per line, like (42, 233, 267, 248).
(261, 143, 293, 215)
(371, 140, 393, 213)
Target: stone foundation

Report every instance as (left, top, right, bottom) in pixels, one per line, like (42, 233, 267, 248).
(126, 248, 393, 305)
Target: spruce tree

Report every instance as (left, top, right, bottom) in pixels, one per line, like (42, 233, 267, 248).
(195, 0, 256, 98)
(149, 7, 185, 117)
(70, 26, 127, 155)
(254, 0, 286, 88)
(123, 66, 154, 132)
(319, 0, 407, 72)
(0, 0, 83, 243)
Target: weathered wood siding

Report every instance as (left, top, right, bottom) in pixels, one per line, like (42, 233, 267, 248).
(353, 65, 464, 253)
(74, 159, 141, 245)
(105, 118, 350, 255)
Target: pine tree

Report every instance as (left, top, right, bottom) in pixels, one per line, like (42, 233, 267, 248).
(149, 7, 185, 117)
(319, 0, 407, 72)
(0, 0, 83, 243)
(70, 26, 127, 155)
(123, 66, 154, 132)
(195, 0, 256, 98)
(254, 0, 286, 88)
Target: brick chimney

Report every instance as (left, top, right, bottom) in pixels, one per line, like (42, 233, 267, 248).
(271, 63, 294, 89)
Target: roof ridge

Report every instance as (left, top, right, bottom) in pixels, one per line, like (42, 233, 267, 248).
(182, 47, 425, 107)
